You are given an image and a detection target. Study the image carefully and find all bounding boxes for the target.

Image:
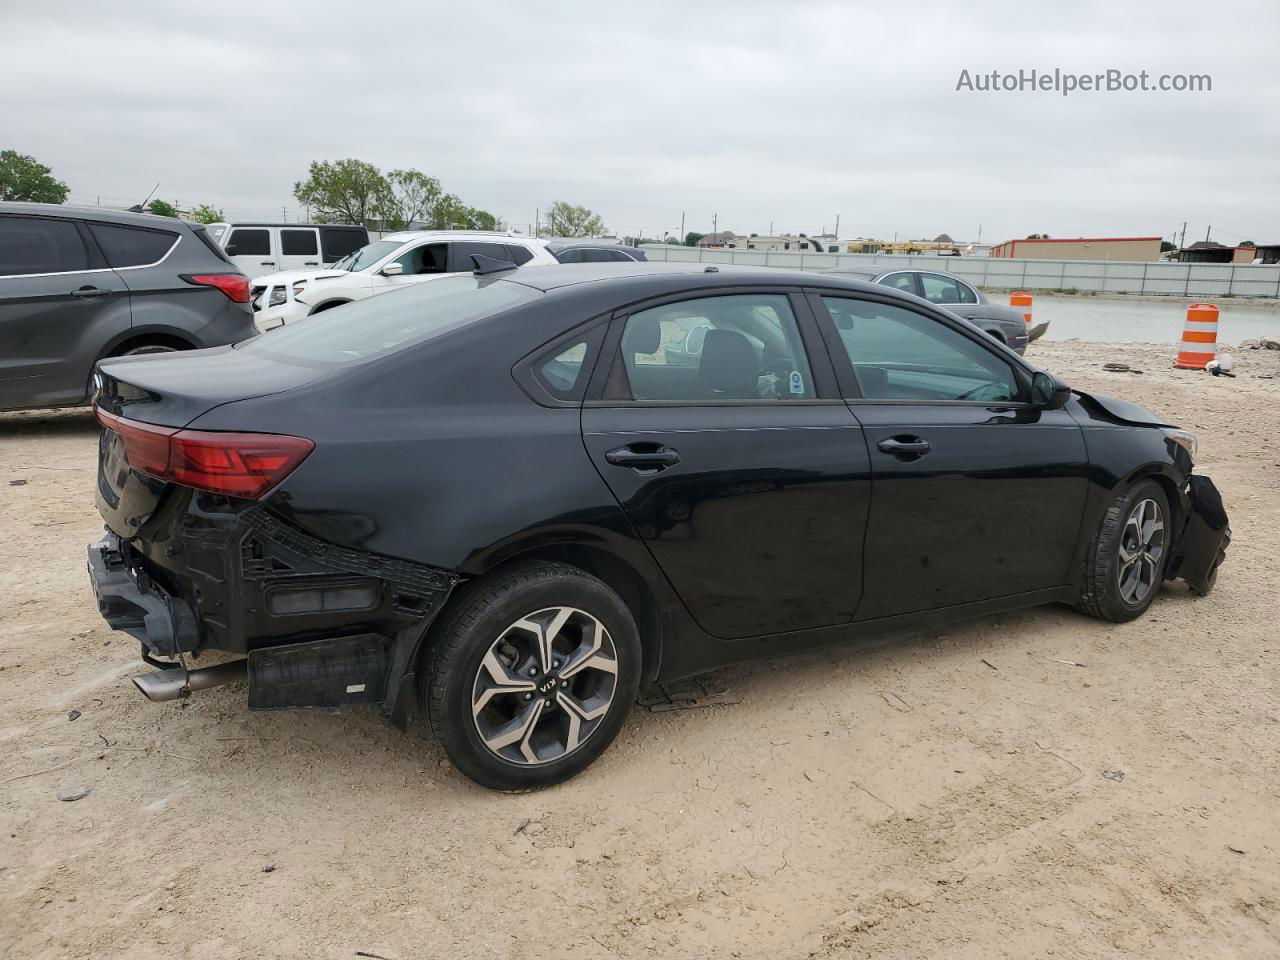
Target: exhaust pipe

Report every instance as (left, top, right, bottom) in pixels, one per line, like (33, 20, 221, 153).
(132, 659, 247, 702)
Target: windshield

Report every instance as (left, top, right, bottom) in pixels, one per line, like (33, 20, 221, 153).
(241, 275, 540, 366)
(329, 239, 404, 272)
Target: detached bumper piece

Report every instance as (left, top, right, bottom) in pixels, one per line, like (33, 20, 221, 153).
(248, 634, 388, 710)
(88, 535, 199, 657)
(1169, 475, 1231, 595)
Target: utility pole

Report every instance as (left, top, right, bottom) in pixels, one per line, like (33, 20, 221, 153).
(1206, 224, 1212, 242)
(282, 206, 287, 223)
(679, 211, 685, 245)
(712, 212, 717, 239)
(535, 208, 540, 238)
(769, 220, 773, 236)
(834, 214, 840, 238)
(1179, 221, 1187, 251)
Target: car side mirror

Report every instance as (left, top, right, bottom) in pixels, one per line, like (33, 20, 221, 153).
(225, 244, 239, 256)
(1031, 370, 1070, 409)
(381, 262, 404, 276)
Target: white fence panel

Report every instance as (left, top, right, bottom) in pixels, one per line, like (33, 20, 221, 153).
(637, 245, 1280, 298)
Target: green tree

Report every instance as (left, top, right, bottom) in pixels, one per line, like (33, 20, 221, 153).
(146, 199, 180, 218)
(0, 150, 69, 203)
(189, 203, 224, 224)
(685, 231, 705, 247)
(1160, 240, 1177, 253)
(384, 169, 442, 229)
(545, 201, 606, 237)
(293, 159, 392, 226)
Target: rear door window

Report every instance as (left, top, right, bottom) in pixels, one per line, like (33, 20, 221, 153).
(87, 222, 179, 268)
(447, 241, 511, 271)
(280, 229, 319, 256)
(555, 249, 584, 263)
(226, 228, 270, 257)
(918, 273, 962, 304)
(0, 217, 90, 275)
(607, 293, 815, 402)
(504, 244, 534, 265)
(878, 272, 919, 296)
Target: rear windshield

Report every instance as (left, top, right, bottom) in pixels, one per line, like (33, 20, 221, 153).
(240, 275, 539, 366)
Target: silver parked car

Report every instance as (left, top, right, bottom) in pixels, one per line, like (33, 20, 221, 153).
(826, 266, 1047, 354)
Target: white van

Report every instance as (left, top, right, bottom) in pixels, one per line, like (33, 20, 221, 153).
(205, 222, 369, 279)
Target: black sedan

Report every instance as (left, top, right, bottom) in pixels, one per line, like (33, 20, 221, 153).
(828, 265, 1046, 352)
(86, 264, 1230, 789)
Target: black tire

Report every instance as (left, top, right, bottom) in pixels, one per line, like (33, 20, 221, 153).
(121, 344, 179, 356)
(1077, 479, 1171, 622)
(421, 561, 641, 790)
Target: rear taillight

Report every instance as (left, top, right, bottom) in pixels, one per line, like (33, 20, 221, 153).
(95, 407, 313, 500)
(182, 273, 251, 303)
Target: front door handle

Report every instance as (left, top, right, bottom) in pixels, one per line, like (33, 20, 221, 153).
(71, 285, 110, 299)
(605, 444, 681, 471)
(304, 261, 319, 266)
(260, 260, 276, 266)
(877, 436, 932, 460)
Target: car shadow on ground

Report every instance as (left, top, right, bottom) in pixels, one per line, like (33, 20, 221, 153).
(0, 407, 97, 437)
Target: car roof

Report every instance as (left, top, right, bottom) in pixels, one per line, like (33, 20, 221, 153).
(212, 222, 365, 230)
(543, 238, 638, 251)
(0, 201, 199, 230)
(499, 262, 900, 297)
(378, 230, 545, 245)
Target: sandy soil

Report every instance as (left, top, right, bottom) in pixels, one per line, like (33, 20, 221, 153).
(2, 339, 1278, 960)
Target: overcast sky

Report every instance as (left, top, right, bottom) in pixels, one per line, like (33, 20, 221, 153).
(3, 0, 1276, 245)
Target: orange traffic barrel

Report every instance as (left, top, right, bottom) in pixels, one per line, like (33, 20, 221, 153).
(1173, 303, 1219, 369)
(1010, 290, 1033, 326)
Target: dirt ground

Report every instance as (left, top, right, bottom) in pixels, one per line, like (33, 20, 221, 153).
(2, 338, 1278, 960)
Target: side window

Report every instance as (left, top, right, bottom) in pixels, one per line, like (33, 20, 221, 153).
(280, 229, 318, 256)
(609, 249, 636, 262)
(448, 241, 509, 271)
(523, 323, 606, 404)
(580, 248, 616, 263)
(955, 280, 979, 304)
(226, 228, 270, 257)
(0, 217, 89, 275)
(504, 244, 534, 266)
(556, 249, 583, 263)
(393, 242, 447, 275)
(88, 223, 178, 268)
(879, 272, 918, 295)
(821, 297, 1019, 403)
(918, 273, 962, 304)
(609, 294, 815, 402)
(320, 228, 365, 262)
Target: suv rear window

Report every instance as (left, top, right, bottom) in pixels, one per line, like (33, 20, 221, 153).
(226, 228, 270, 256)
(242, 275, 540, 366)
(320, 227, 367, 262)
(87, 222, 179, 268)
(0, 217, 89, 275)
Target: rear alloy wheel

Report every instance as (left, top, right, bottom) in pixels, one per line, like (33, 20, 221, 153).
(423, 562, 640, 789)
(1078, 479, 1170, 622)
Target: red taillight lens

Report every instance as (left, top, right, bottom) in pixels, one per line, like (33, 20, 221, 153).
(95, 406, 174, 476)
(183, 273, 251, 303)
(95, 407, 313, 500)
(169, 430, 314, 499)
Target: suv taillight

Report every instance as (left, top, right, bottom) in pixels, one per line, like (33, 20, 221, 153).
(182, 273, 251, 303)
(95, 407, 314, 499)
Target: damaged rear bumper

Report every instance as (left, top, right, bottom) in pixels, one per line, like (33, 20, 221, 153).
(1168, 475, 1231, 595)
(87, 500, 458, 722)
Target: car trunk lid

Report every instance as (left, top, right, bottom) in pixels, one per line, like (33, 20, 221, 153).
(94, 346, 324, 538)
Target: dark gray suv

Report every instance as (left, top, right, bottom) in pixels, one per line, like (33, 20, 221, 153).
(0, 203, 257, 411)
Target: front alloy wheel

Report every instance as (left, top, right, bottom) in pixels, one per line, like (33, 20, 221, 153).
(471, 606, 619, 765)
(1117, 498, 1164, 605)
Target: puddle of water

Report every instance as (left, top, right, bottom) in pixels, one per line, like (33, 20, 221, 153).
(1029, 296, 1280, 344)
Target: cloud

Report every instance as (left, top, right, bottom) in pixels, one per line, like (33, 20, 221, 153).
(2, 0, 1276, 244)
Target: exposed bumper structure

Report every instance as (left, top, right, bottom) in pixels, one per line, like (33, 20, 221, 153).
(1169, 474, 1231, 595)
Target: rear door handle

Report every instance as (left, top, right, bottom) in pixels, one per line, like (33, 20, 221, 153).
(260, 261, 276, 266)
(877, 436, 932, 460)
(304, 261, 319, 266)
(605, 444, 681, 471)
(71, 285, 110, 299)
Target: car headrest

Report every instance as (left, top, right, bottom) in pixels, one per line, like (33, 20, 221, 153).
(698, 329, 758, 398)
(624, 314, 661, 356)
